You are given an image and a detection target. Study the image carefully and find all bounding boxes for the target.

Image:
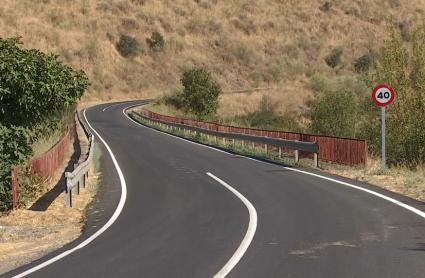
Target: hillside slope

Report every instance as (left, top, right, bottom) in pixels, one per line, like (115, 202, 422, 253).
(1, 0, 424, 116)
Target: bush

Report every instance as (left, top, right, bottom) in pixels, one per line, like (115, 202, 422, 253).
(180, 68, 222, 118)
(147, 31, 165, 52)
(234, 95, 301, 131)
(325, 47, 343, 68)
(0, 126, 32, 211)
(309, 90, 360, 138)
(0, 37, 88, 211)
(354, 53, 374, 73)
(0, 37, 89, 128)
(310, 74, 333, 93)
(160, 89, 185, 109)
(116, 34, 140, 57)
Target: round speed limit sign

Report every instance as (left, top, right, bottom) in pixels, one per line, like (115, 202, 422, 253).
(372, 84, 395, 107)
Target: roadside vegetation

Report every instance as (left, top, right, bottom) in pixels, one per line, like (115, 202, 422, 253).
(151, 26, 425, 168)
(0, 1, 423, 202)
(0, 142, 102, 274)
(145, 25, 425, 200)
(0, 37, 88, 212)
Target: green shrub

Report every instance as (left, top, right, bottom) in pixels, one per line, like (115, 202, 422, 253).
(234, 95, 301, 131)
(325, 47, 343, 68)
(0, 37, 88, 211)
(180, 68, 222, 118)
(310, 74, 333, 93)
(0, 126, 32, 211)
(309, 90, 360, 138)
(354, 53, 374, 73)
(0, 37, 88, 128)
(116, 34, 140, 57)
(160, 89, 185, 109)
(146, 31, 165, 52)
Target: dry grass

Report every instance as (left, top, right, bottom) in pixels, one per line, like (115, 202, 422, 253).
(1, 0, 424, 114)
(322, 158, 425, 202)
(0, 171, 100, 275)
(31, 128, 65, 158)
(0, 113, 101, 275)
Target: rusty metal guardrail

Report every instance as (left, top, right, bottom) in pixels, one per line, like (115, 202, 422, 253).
(130, 111, 320, 167)
(64, 111, 94, 207)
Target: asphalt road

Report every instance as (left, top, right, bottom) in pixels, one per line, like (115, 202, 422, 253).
(5, 101, 425, 278)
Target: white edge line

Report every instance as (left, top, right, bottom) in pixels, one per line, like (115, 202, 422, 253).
(123, 104, 425, 220)
(13, 108, 128, 278)
(206, 173, 257, 278)
(102, 101, 132, 112)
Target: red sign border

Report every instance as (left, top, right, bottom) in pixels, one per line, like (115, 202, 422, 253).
(372, 83, 395, 107)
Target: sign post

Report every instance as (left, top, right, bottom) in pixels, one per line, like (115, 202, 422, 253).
(372, 84, 395, 169)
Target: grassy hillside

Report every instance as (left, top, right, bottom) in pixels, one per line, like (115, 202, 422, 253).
(1, 0, 424, 116)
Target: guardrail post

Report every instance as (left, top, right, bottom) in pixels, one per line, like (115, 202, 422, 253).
(74, 164, 80, 195)
(65, 173, 72, 208)
(314, 153, 319, 168)
(80, 169, 86, 189)
(294, 150, 299, 164)
(279, 147, 282, 159)
(264, 144, 268, 154)
(223, 137, 226, 145)
(232, 139, 235, 147)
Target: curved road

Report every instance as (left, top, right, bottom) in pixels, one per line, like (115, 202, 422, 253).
(5, 101, 425, 278)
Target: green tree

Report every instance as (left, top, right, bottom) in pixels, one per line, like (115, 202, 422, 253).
(367, 30, 425, 164)
(0, 37, 88, 128)
(0, 37, 88, 211)
(180, 68, 222, 118)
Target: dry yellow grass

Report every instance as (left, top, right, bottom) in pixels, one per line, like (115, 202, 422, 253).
(322, 158, 425, 202)
(0, 113, 100, 274)
(1, 0, 424, 113)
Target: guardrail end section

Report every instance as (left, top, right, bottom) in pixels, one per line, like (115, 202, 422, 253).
(314, 153, 319, 168)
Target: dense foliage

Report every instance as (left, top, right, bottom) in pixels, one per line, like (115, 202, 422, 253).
(116, 34, 140, 57)
(0, 37, 88, 211)
(309, 27, 425, 165)
(233, 95, 301, 131)
(180, 68, 222, 118)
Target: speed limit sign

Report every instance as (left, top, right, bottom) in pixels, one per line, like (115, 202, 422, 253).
(371, 83, 396, 169)
(372, 84, 395, 107)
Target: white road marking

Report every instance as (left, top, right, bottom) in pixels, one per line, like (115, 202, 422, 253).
(12, 108, 128, 278)
(206, 173, 257, 278)
(123, 104, 425, 220)
(102, 102, 132, 112)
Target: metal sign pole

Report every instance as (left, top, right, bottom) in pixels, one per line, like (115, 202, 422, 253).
(381, 106, 386, 168)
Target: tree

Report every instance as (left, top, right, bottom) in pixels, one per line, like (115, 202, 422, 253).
(367, 30, 425, 164)
(180, 68, 222, 118)
(0, 37, 89, 211)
